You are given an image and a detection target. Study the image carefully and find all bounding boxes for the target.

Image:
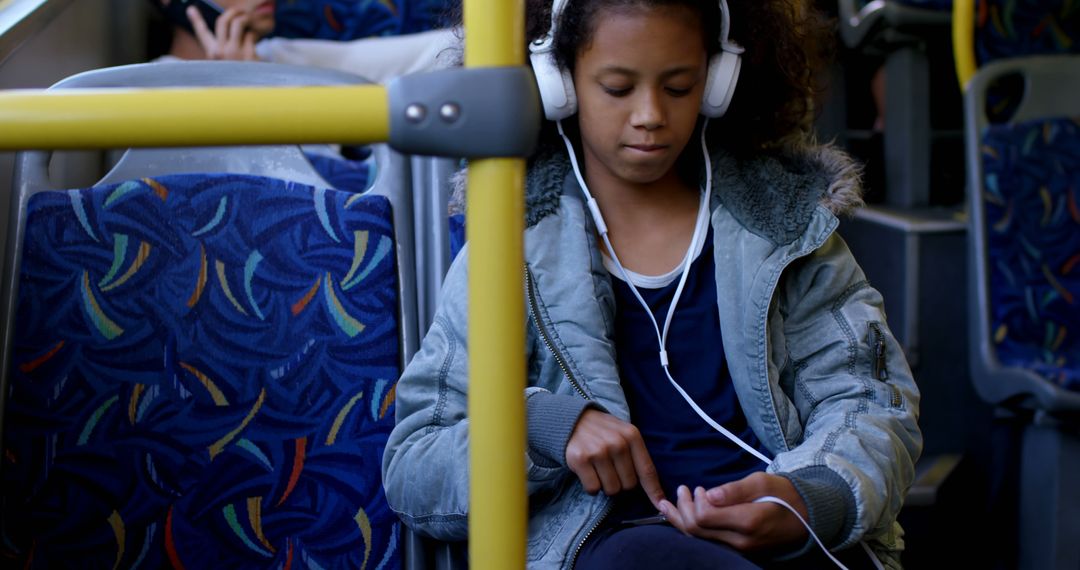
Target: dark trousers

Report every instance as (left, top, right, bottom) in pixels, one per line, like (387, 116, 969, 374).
(574, 520, 880, 570)
(575, 523, 760, 570)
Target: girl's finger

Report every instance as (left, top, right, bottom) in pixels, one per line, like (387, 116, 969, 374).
(658, 499, 686, 533)
(593, 459, 623, 496)
(675, 485, 698, 536)
(574, 464, 601, 495)
(693, 486, 713, 525)
(628, 435, 665, 510)
(609, 441, 639, 493)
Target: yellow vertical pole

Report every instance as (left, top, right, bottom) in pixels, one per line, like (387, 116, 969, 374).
(953, 0, 977, 90)
(463, 0, 527, 569)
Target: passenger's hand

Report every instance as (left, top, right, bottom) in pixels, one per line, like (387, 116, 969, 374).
(188, 6, 259, 61)
(659, 472, 810, 552)
(565, 409, 666, 509)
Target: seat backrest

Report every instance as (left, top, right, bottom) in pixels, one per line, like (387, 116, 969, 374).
(0, 62, 419, 569)
(273, 0, 451, 41)
(975, 0, 1080, 67)
(957, 1, 1080, 88)
(965, 55, 1080, 412)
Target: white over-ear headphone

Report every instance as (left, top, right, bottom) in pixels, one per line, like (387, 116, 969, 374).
(529, 0, 745, 121)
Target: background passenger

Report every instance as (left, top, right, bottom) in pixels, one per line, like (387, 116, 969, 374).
(382, 0, 923, 568)
(147, 0, 458, 81)
(144, 0, 457, 194)
(150, 0, 275, 61)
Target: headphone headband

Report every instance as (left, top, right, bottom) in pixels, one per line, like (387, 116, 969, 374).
(529, 0, 743, 120)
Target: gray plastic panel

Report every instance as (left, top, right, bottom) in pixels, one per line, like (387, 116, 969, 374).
(388, 66, 541, 158)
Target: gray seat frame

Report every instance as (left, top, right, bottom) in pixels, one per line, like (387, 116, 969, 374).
(964, 54, 1080, 570)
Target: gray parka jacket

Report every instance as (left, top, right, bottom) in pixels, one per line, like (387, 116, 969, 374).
(382, 144, 923, 569)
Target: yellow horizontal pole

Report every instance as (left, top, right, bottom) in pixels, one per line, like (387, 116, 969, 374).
(0, 84, 389, 150)
(464, 0, 527, 569)
(953, 0, 977, 91)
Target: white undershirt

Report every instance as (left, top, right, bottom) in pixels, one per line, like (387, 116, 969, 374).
(602, 192, 711, 289)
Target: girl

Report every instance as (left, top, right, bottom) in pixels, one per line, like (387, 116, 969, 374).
(382, 1, 922, 568)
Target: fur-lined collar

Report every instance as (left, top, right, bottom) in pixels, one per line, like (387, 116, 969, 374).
(449, 142, 863, 245)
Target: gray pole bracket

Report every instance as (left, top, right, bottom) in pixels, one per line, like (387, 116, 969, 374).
(387, 66, 541, 158)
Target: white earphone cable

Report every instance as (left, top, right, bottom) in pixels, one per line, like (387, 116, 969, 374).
(557, 119, 772, 464)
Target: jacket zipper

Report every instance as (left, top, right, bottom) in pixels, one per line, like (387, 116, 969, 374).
(523, 264, 610, 568)
(524, 265, 589, 399)
(866, 322, 901, 407)
(866, 322, 888, 382)
(569, 502, 612, 569)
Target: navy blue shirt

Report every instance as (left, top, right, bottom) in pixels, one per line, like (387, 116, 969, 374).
(611, 228, 769, 503)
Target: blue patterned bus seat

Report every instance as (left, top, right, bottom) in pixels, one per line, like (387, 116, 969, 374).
(448, 213, 465, 262)
(274, 0, 456, 41)
(975, 0, 1080, 66)
(1, 173, 402, 569)
(304, 147, 373, 193)
(982, 117, 1080, 392)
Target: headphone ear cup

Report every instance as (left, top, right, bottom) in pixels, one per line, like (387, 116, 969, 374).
(530, 47, 578, 121)
(700, 50, 741, 118)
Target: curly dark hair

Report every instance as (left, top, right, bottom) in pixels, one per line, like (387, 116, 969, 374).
(541, 0, 724, 72)
(722, 0, 834, 151)
(526, 0, 834, 153)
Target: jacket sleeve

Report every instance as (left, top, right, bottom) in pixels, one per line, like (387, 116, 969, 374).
(380, 248, 582, 541)
(769, 232, 923, 551)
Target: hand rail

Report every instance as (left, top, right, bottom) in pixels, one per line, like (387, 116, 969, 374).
(0, 84, 390, 149)
(463, 1, 528, 568)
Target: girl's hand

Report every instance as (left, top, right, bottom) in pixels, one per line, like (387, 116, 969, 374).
(658, 472, 810, 551)
(565, 409, 666, 509)
(188, 6, 259, 61)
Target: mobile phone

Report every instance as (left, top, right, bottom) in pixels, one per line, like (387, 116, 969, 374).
(621, 513, 667, 526)
(160, 0, 224, 35)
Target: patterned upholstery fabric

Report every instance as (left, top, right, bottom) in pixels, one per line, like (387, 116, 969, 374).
(304, 148, 373, 193)
(981, 117, 1080, 391)
(1, 174, 402, 568)
(975, 0, 1080, 66)
(274, 0, 458, 41)
(448, 213, 465, 262)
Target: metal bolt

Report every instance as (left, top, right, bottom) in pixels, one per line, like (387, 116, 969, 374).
(439, 102, 461, 123)
(405, 104, 427, 123)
